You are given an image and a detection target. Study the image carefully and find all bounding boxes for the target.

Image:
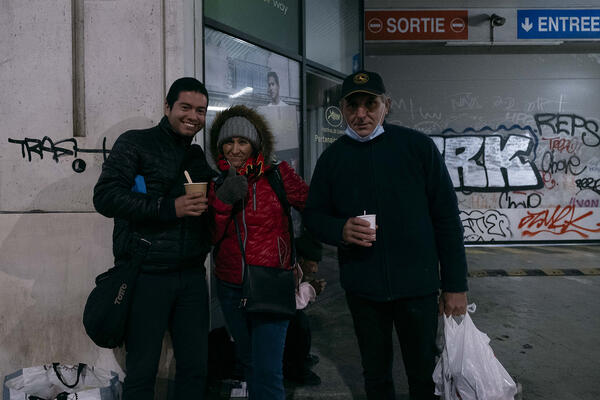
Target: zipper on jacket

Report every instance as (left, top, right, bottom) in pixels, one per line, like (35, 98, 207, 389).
(252, 182, 257, 211)
(370, 140, 393, 300)
(179, 217, 185, 263)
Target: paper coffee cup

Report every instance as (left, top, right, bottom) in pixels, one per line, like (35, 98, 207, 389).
(357, 214, 376, 230)
(184, 182, 208, 196)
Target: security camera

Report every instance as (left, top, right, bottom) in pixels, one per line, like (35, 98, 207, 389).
(490, 14, 506, 27)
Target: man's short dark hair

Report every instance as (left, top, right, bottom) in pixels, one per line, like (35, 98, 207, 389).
(166, 77, 209, 108)
(267, 71, 279, 86)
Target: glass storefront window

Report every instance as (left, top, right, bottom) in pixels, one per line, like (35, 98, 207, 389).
(304, 70, 345, 182)
(204, 28, 301, 173)
(205, 0, 300, 55)
(306, 0, 360, 74)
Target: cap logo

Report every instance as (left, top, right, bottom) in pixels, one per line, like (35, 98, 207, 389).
(353, 73, 369, 85)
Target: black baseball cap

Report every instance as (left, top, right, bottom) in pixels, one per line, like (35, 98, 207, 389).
(340, 70, 386, 99)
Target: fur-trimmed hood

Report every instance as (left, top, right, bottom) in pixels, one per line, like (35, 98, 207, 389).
(209, 105, 275, 166)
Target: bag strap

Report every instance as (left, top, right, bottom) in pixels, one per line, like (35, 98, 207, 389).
(232, 163, 297, 283)
(233, 219, 248, 283)
(265, 164, 296, 263)
(52, 363, 85, 389)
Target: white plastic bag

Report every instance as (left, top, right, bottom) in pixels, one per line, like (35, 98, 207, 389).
(433, 305, 517, 400)
(3, 363, 121, 400)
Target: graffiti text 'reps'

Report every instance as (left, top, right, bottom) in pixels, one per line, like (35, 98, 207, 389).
(535, 114, 600, 147)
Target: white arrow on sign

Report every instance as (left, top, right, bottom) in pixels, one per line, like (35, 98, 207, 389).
(521, 17, 533, 32)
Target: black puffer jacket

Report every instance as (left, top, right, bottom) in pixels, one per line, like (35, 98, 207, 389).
(94, 117, 217, 270)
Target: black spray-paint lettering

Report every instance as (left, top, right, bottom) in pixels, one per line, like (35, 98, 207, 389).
(540, 150, 587, 176)
(8, 136, 109, 173)
(535, 113, 600, 147)
(575, 177, 600, 196)
(461, 209, 512, 242)
(499, 191, 542, 209)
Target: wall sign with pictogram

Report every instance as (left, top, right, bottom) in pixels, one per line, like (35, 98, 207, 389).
(365, 10, 468, 41)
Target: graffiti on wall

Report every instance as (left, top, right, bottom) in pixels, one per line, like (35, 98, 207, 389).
(432, 114, 599, 242)
(460, 209, 512, 242)
(8, 136, 109, 173)
(535, 113, 600, 148)
(518, 205, 600, 238)
(432, 125, 543, 192)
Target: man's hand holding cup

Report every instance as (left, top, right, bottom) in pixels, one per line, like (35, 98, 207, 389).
(175, 182, 208, 217)
(342, 214, 377, 247)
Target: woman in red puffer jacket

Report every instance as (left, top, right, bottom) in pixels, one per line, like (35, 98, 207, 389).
(208, 105, 308, 399)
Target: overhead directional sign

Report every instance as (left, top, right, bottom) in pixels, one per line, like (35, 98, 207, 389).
(518, 9, 600, 39)
(365, 10, 468, 41)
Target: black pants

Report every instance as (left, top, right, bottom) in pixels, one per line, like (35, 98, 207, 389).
(123, 267, 209, 399)
(283, 309, 311, 378)
(345, 292, 439, 400)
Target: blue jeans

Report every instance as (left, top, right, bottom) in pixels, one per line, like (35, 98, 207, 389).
(216, 279, 289, 400)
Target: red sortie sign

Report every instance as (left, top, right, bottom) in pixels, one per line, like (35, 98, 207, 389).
(365, 10, 468, 41)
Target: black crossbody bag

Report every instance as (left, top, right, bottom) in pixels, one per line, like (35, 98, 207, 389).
(233, 165, 297, 319)
(82, 235, 150, 348)
(83, 151, 191, 348)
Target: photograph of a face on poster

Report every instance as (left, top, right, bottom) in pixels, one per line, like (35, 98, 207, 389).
(204, 29, 300, 171)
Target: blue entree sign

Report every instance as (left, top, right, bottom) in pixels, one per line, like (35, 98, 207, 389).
(518, 9, 600, 39)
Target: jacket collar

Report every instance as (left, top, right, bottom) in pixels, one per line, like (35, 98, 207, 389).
(159, 116, 194, 146)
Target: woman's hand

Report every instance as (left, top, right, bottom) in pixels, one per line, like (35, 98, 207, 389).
(216, 168, 248, 204)
(309, 279, 326, 296)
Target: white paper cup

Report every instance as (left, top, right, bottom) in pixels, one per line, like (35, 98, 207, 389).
(357, 214, 376, 242)
(356, 214, 376, 230)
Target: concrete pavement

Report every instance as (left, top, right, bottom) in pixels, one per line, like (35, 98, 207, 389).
(284, 244, 600, 399)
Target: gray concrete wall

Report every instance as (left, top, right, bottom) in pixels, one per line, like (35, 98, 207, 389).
(0, 0, 203, 393)
(366, 52, 600, 244)
(364, 3, 600, 244)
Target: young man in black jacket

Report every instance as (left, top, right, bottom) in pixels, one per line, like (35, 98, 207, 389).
(303, 70, 468, 400)
(93, 77, 216, 399)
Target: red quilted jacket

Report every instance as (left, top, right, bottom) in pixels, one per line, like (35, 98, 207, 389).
(209, 161, 308, 285)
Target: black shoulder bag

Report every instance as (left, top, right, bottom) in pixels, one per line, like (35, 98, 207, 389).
(82, 235, 150, 348)
(234, 164, 297, 319)
(83, 151, 191, 348)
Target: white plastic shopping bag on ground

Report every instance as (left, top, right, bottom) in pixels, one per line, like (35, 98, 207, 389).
(3, 363, 121, 400)
(433, 304, 517, 400)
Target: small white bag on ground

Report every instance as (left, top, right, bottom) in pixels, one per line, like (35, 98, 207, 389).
(433, 304, 517, 400)
(3, 363, 121, 400)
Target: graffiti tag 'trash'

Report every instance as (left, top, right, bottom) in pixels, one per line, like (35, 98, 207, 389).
(8, 136, 109, 173)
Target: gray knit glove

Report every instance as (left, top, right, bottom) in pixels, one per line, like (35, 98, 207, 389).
(216, 168, 248, 205)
